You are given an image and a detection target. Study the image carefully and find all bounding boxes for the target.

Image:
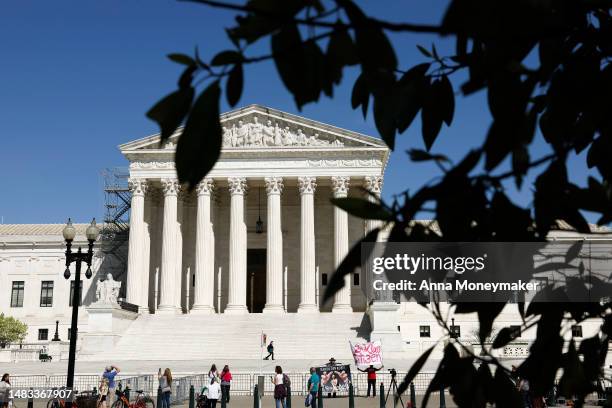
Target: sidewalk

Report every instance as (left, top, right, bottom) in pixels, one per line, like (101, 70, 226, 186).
(17, 395, 457, 408)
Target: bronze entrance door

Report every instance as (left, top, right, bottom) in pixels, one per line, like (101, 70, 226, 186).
(247, 248, 266, 313)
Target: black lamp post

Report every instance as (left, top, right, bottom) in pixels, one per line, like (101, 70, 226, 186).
(62, 218, 99, 405)
(52, 320, 61, 342)
(450, 317, 458, 339)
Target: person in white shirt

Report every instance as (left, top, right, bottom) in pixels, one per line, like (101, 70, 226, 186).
(207, 378, 221, 408)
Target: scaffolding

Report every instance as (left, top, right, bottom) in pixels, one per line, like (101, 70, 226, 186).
(101, 168, 131, 274)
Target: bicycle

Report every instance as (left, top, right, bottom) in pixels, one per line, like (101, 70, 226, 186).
(111, 389, 154, 408)
(47, 392, 79, 408)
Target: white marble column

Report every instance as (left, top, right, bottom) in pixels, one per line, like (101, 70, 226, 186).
(364, 176, 383, 234)
(332, 176, 353, 313)
(192, 178, 215, 314)
(263, 177, 284, 313)
(297, 177, 318, 313)
(225, 177, 248, 314)
(126, 178, 148, 310)
(175, 195, 184, 310)
(157, 178, 180, 314)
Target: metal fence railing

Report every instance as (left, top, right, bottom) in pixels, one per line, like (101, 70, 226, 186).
(10, 372, 612, 402)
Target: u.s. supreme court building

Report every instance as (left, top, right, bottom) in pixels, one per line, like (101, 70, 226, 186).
(1, 105, 609, 366)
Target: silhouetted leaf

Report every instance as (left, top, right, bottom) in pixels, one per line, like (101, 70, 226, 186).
(322, 227, 380, 304)
(330, 197, 393, 221)
(351, 73, 370, 118)
(211, 50, 243, 66)
(226, 63, 243, 107)
(408, 149, 450, 163)
(167, 53, 196, 66)
(397, 345, 435, 395)
(565, 240, 583, 264)
(493, 326, 520, 349)
(178, 65, 197, 89)
(339, 0, 397, 73)
(146, 87, 195, 143)
(175, 81, 222, 188)
(438, 75, 454, 126)
(416, 45, 432, 58)
(373, 87, 397, 149)
(421, 78, 443, 150)
(396, 63, 429, 133)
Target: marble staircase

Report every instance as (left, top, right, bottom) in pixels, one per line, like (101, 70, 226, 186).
(85, 312, 371, 361)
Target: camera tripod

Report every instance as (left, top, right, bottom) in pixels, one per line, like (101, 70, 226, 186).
(385, 371, 405, 407)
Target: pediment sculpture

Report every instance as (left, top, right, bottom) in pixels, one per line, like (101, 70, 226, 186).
(222, 116, 345, 148)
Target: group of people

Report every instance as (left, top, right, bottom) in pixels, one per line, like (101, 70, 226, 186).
(199, 364, 233, 408)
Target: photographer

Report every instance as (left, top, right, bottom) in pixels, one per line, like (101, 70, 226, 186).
(357, 365, 383, 398)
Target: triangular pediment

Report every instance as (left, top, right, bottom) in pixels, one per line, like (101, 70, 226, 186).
(119, 104, 387, 153)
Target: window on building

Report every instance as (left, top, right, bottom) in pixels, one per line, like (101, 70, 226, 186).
(40, 281, 54, 307)
(69, 281, 83, 307)
(11, 281, 25, 307)
(38, 329, 48, 341)
(510, 325, 522, 338)
(321, 273, 328, 286)
(450, 325, 461, 338)
(353, 273, 360, 286)
(571, 325, 583, 338)
(419, 325, 431, 338)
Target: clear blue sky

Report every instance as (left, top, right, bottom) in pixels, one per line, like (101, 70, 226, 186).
(0, 1, 596, 224)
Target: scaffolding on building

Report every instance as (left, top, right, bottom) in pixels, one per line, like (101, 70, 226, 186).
(101, 167, 131, 274)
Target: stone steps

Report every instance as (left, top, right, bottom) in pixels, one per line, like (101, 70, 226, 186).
(85, 312, 370, 361)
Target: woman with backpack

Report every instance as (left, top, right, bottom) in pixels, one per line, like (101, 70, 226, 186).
(271, 366, 287, 408)
(220, 365, 232, 404)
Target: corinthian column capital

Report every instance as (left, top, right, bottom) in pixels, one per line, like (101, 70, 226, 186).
(161, 178, 180, 196)
(128, 178, 148, 196)
(228, 177, 248, 195)
(265, 177, 284, 195)
(331, 176, 350, 197)
(196, 178, 214, 196)
(298, 177, 317, 195)
(364, 176, 383, 195)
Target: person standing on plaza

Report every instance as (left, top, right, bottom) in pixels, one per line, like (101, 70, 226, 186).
(0, 374, 11, 408)
(271, 366, 287, 408)
(208, 364, 219, 382)
(220, 365, 232, 404)
(159, 368, 173, 408)
(264, 341, 275, 360)
(102, 365, 121, 407)
(307, 368, 320, 408)
(358, 364, 383, 398)
(207, 378, 221, 408)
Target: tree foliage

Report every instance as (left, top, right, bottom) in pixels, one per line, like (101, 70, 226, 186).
(0, 313, 28, 347)
(149, 1, 612, 406)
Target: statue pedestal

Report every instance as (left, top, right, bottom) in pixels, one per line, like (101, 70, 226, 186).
(79, 302, 138, 357)
(368, 301, 404, 352)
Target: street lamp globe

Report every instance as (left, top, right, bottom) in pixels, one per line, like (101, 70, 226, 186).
(62, 218, 76, 242)
(86, 218, 100, 242)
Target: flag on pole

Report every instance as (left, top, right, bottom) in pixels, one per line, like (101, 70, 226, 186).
(261, 333, 267, 347)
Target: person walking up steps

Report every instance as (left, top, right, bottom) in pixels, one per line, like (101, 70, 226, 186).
(264, 341, 274, 360)
(220, 365, 232, 404)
